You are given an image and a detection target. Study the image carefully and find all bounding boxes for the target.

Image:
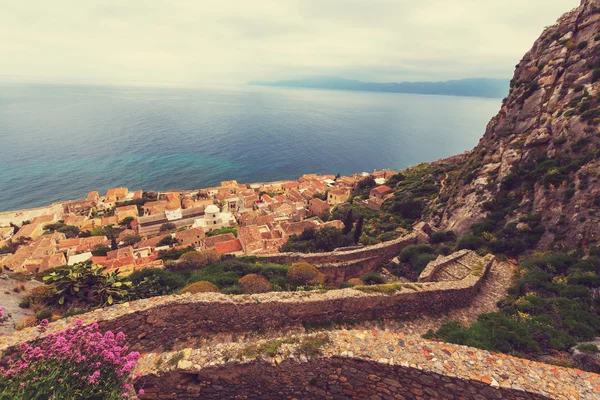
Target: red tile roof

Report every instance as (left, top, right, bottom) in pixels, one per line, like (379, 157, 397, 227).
(372, 185, 393, 195)
(214, 239, 243, 254)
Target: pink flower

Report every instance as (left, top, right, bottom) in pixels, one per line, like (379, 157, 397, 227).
(0, 307, 4, 318)
(37, 319, 49, 333)
(138, 389, 145, 395)
(20, 382, 25, 388)
(122, 393, 128, 398)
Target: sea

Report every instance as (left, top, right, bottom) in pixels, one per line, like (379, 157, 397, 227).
(0, 83, 501, 213)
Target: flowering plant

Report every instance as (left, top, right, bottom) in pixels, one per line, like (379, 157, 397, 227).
(0, 319, 142, 399)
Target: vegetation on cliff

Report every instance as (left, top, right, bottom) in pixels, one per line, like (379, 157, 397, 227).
(426, 251, 600, 360)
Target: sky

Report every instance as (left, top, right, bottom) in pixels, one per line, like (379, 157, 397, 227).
(0, 0, 580, 86)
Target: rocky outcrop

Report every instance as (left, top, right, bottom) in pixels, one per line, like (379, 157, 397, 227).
(438, 0, 600, 248)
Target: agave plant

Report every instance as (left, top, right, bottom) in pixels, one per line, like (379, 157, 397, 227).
(43, 262, 132, 307)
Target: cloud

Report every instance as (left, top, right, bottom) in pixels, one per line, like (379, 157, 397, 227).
(0, 0, 580, 86)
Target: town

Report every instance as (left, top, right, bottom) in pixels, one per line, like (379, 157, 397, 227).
(0, 170, 398, 275)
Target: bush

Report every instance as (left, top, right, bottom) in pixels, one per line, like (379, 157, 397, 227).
(238, 274, 272, 294)
(457, 234, 485, 250)
(159, 222, 177, 232)
(430, 230, 456, 244)
(577, 344, 599, 353)
(121, 234, 141, 247)
(180, 281, 220, 294)
(176, 250, 220, 270)
(0, 320, 140, 399)
(360, 273, 384, 285)
(28, 285, 55, 305)
(286, 262, 325, 286)
(346, 278, 364, 287)
(91, 244, 111, 257)
(577, 40, 588, 49)
(128, 268, 186, 298)
(42, 262, 132, 307)
(18, 299, 31, 309)
(35, 309, 52, 321)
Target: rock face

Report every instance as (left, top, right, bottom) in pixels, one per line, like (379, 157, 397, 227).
(439, 0, 600, 248)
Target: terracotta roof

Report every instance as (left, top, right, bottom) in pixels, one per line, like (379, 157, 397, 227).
(214, 239, 243, 254)
(282, 181, 299, 188)
(372, 185, 393, 195)
(106, 187, 128, 198)
(204, 233, 236, 248)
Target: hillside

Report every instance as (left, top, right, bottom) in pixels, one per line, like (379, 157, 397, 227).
(417, 0, 600, 251)
(248, 77, 509, 98)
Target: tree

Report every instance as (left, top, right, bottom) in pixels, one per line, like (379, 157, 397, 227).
(343, 209, 354, 235)
(157, 236, 180, 247)
(160, 222, 177, 232)
(110, 237, 118, 250)
(119, 216, 135, 228)
(121, 234, 141, 247)
(353, 216, 364, 243)
(91, 244, 111, 256)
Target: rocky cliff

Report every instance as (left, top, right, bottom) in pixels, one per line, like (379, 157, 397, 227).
(436, 0, 600, 250)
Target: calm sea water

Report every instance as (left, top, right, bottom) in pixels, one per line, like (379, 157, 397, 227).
(0, 83, 500, 212)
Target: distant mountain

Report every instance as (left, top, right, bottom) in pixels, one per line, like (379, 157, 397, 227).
(247, 77, 510, 98)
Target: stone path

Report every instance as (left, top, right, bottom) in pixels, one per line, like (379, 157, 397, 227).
(308, 260, 515, 337)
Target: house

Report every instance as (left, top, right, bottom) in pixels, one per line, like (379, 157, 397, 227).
(38, 253, 67, 273)
(143, 200, 169, 216)
(105, 188, 128, 203)
(115, 205, 139, 223)
(175, 227, 206, 248)
(370, 185, 393, 200)
(281, 181, 300, 193)
(203, 233, 237, 249)
(309, 198, 329, 216)
(238, 225, 265, 254)
(327, 188, 351, 205)
(137, 206, 205, 236)
(58, 236, 110, 255)
(63, 199, 95, 215)
(214, 239, 243, 255)
(87, 191, 100, 202)
(192, 205, 235, 232)
(2, 233, 65, 273)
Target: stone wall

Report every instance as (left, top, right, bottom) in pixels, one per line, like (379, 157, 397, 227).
(0, 255, 494, 354)
(259, 231, 423, 284)
(137, 358, 549, 400)
(418, 249, 470, 282)
(133, 329, 600, 400)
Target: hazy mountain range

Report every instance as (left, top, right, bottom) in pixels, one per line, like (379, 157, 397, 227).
(248, 77, 510, 98)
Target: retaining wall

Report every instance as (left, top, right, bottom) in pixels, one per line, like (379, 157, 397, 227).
(259, 231, 423, 284)
(132, 329, 600, 400)
(0, 255, 494, 354)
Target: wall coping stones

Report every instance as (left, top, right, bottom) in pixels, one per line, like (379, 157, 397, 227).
(135, 329, 600, 400)
(418, 249, 471, 282)
(0, 253, 493, 353)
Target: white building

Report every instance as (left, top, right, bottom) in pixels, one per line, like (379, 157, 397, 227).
(192, 205, 236, 232)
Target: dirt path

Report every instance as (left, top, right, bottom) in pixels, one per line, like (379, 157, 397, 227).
(0, 275, 42, 336)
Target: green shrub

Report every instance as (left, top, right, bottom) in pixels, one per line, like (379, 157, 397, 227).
(286, 262, 325, 286)
(129, 268, 186, 298)
(42, 262, 132, 306)
(360, 273, 384, 285)
(238, 274, 272, 294)
(430, 230, 456, 244)
(18, 299, 31, 309)
(577, 344, 599, 353)
(577, 40, 588, 49)
(180, 281, 219, 294)
(35, 309, 52, 321)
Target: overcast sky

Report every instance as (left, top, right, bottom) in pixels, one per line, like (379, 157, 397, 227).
(0, 0, 580, 86)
